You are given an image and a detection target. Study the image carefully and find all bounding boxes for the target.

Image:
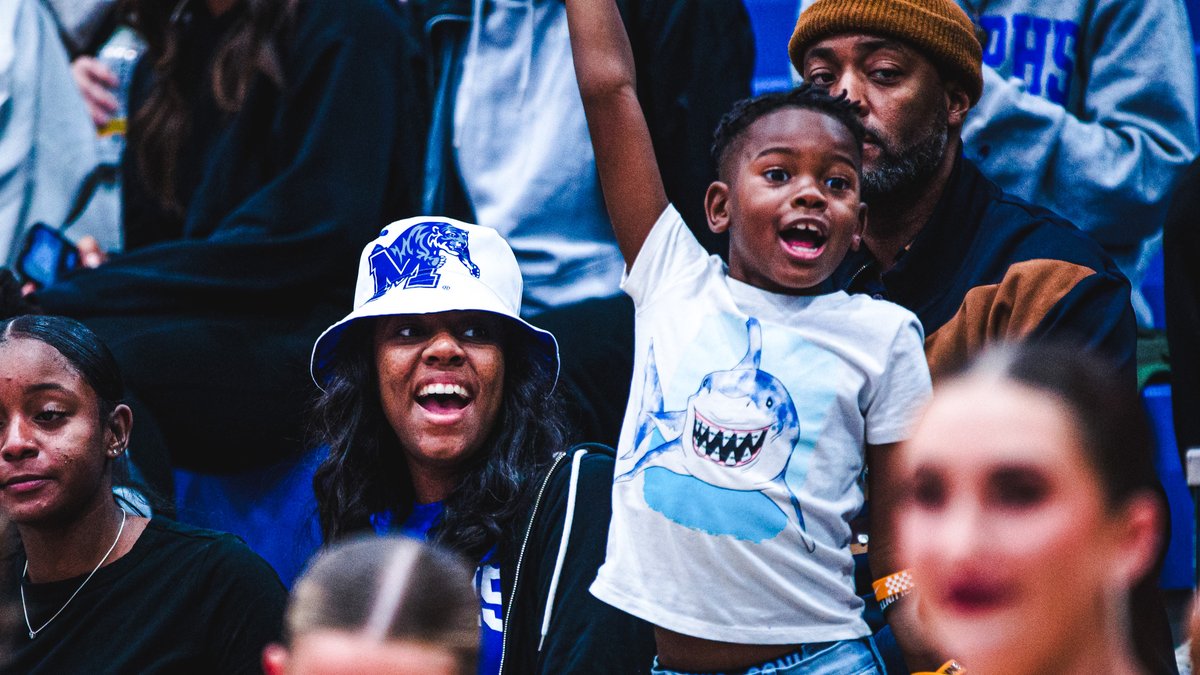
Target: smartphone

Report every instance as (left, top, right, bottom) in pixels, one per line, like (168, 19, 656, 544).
(16, 223, 81, 288)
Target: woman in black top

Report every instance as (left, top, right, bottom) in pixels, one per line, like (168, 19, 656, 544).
(0, 314, 285, 673)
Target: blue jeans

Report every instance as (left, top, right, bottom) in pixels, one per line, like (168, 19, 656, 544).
(651, 637, 885, 675)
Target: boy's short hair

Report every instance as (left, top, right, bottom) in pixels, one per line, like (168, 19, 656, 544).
(711, 82, 866, 181)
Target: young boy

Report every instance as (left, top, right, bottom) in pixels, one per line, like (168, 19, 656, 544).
(564, 1, 932, 673)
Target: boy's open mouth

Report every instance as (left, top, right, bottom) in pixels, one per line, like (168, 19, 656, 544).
(780, 223, 828, 254)
(416, 382, 473, 413)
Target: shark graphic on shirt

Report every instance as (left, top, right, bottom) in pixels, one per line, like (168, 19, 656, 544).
(618, 318, 814, 550)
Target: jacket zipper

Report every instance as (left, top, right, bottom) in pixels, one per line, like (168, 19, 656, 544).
(497, 450, 571, 675)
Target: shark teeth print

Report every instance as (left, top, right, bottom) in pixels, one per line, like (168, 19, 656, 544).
(691, 412, 769, 467)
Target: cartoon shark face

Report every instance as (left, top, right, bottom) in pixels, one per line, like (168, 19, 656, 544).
(620, 317, 815, 548)
(681, 366, 799, 489)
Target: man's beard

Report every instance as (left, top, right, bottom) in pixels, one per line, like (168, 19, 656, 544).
(861, 111, 949, 207)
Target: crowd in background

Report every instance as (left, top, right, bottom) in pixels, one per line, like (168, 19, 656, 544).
(0, 0, 1198, 673)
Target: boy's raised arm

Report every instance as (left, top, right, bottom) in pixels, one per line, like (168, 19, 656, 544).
(565, 0, 669, 269)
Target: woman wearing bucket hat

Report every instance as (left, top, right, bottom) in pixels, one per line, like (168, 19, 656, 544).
(309, 216, 654, 675)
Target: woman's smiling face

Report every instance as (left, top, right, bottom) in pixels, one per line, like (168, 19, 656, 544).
(374, 311, 506, 497)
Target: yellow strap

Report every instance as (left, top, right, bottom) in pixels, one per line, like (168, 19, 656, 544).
(97, 118, 128, 137)
(871, 569, 915, 612)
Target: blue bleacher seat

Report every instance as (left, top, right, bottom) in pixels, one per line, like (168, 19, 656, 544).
(744, 0, 798, 94)
(1142, 383, 1195, 589)
(174, 448, 325, 587)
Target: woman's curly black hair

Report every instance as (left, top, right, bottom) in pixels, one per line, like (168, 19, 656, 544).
(310, 318, 569, 567)
(711, 81, 865, 180)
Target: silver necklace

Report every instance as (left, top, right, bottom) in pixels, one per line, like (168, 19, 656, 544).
(20, 509, 128, 639)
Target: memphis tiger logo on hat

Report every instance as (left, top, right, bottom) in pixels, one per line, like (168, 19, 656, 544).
(310, 216, 560, 389)
(367, 220, 481, 300)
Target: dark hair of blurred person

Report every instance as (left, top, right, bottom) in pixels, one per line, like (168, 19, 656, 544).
(130, 0, 295, 213)
(263, 536, 478, 675)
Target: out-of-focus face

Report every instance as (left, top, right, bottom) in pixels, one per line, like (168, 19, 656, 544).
(897, 377, 1150, 674)
(374, 311, 506, 493)
(0, 338, 122, 526)
(798, 34, 963, 203)
(268, 632, 462, 675)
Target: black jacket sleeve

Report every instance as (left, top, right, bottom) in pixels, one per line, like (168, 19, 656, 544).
(37, 0, 427, 316)
(1165, 158, 1200, 454)
(1035, 267, 1138, 392)
(506, 447, 656, 675)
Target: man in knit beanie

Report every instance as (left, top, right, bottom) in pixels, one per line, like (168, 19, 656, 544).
(790, 0, 982, 209)
(789, 2, 1174, 674)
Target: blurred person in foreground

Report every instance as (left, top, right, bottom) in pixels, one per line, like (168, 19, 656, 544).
(263, 536, 477, 675)
(897, 343, 1166, 675)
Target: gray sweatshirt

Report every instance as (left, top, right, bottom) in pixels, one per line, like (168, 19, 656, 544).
(0, 0, 98, 265)
(958, 0, 1198, 299)
(454, 0, 624, 315)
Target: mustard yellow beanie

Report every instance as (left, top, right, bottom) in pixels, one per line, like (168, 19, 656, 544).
(788, 0, 983, 104)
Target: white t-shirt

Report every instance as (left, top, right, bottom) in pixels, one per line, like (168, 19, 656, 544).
(590, 205, 931, 644)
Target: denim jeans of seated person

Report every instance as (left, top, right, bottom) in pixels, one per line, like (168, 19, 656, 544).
(651, 637, 885, 675)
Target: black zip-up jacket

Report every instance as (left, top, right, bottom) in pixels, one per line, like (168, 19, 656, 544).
(835, 154, 1180, 675)
(499, 443, 655, 675)
(408, 0, 754, 257)
(36, 0, 429, 477)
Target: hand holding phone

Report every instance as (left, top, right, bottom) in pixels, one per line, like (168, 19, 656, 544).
(16, 224, 82, 289)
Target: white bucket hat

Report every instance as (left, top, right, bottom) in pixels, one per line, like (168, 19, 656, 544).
(310, 217, 559, 389)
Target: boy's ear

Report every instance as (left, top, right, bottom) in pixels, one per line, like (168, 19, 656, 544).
(705, 181, 731, 234)
(852, 201, 867, 251)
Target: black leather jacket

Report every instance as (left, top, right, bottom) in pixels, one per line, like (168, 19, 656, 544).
(499, 443, 656, 674)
